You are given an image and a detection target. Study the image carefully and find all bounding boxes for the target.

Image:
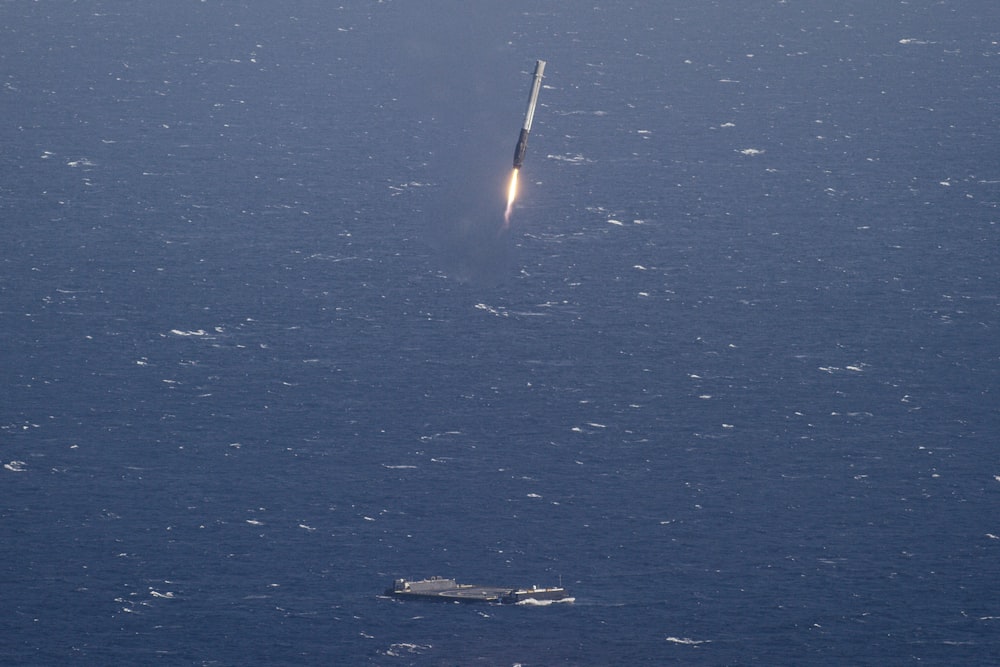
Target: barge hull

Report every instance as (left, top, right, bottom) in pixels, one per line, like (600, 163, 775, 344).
(386, 577, 568, 604)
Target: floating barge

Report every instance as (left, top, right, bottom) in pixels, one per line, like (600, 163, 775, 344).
(386, 577, 569, 604)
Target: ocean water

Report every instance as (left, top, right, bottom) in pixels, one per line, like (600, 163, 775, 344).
(2, 2, 998, 665)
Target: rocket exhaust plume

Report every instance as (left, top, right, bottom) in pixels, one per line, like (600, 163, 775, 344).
(504, 168, 519, 226)
(503, 60, 545, 227)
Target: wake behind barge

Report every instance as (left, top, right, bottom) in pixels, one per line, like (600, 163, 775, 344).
(386, 577, 569, 604)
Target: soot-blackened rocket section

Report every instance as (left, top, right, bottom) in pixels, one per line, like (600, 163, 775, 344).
(512, 60, 546, 169)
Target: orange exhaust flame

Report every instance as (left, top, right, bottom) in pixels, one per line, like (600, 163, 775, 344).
(503, 168, 519, 227)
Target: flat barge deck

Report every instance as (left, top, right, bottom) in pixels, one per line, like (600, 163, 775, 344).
(386, 577, 569, 604)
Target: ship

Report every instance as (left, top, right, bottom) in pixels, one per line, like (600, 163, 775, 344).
(385, 577, 570, 604)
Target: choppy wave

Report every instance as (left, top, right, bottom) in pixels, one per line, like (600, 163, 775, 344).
(516, 597, 575, 606)
(666, 636, 711, 646)
(383, 642, 432, 657)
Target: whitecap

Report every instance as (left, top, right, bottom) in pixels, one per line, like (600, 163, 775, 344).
(474, 303, 508, 317)
(517, 598, 554, 606)
(384, 643, 431, 657)
(666, 636, 711, 646)
(4, 461, 27, 472)
(546, 153, 591, 164)
(523, 596, 574, 605)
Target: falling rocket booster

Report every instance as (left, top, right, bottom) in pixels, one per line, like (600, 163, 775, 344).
(512, 60, 546, 170)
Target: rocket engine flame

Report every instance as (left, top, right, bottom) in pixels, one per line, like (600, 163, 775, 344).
(504, 168, 519, 227)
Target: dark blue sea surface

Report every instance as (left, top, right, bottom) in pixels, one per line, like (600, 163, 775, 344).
(2, 2, 998, 664)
